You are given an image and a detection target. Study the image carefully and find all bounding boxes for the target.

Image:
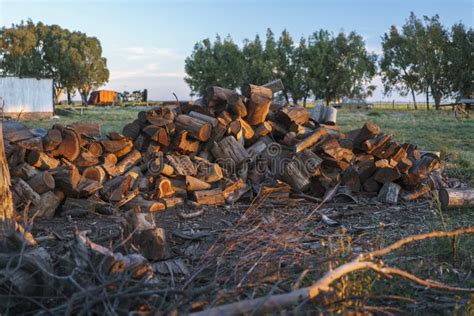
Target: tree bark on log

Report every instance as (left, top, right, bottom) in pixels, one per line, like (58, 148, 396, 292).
(439, 188, 474, 211)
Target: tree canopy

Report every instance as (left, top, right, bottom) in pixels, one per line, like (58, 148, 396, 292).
(0, 20, 109, 104)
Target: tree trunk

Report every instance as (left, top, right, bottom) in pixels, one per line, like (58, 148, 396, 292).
(67, 90, 72, 105)
(425, 87, 430, 110)
(410, 87, 417, 110)
(80, 90, 89, 105)
(433, 92, 442, 111)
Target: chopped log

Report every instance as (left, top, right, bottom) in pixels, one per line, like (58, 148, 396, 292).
(207, 86, 234, 107)
(283, 132, 298, 146)
(247, 137, 272, 163)
(223, 178, 250, 203)
(296, 149, 323, 176)
(377, 182, 401, 204)
(353, 122, 381, 148)
(139, 228, 167, 261)
(361, 134, 391, 153)
(211, 136, 250, 168)
(27, 151, 60, 170)
(234, 118, 255, 140)
(373, 167, 401, 183)
(101, 175, 131, 202)
(281, 157, 312, 192)
(262, 79, 285, 94)
(124, 195, 165, 212)
(16, 136, 44, 152)
(50, 128, 81, 161)
(166, 155, 196, 176)
(193, 188, 225, 205)
(122, 120, 142, 140)
(52, 165, 82, 196)
(156, 177, 175, 198)
(86, 142, 104, 158)
(278, 106, 310, 125)
(109, 150, 142, 177)
(402, 182, 434, 201)
(228, 93, 247, 117)
(134, 133, 151, 151)
(13, 178, 41, 207)
(161, 163, 175, 177)
(245, 85, 273, 125)
(42, 129, 63, 151)
(69, 122, 101, 137)
(175, 114, 212, 141)
(241, 84, 272, 99)
(439, 188, 474, 211)
(11, 162, 38, 180)
(189, 111, 218, 128)
(26, 171, 55, 194)
(396, 156, 413, 174)
(362, 177, 381, 193)
(268, 120, 289, 137)
(310, 105, 337, 125)
(294, 127, 328, 153)
(101, 138, 134, 158)
(195, 158, 223, 183)
(186, 175, 211, 191)
(404, 155, 440, 187)
(372, 142, 402, 160)
(254, 121, 273, 137)
(356, 160, 376, 182)
(342, 167, 361, 192)
(29, 191, 61, 218)
(174, 131, 200, 154)
(74, 150, 100, 168)
(83, 166, 107, 184)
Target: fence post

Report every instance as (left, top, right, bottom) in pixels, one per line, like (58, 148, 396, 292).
(392, 100, 395, 110)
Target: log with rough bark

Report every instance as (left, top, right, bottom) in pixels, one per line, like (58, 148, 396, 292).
(353, 122, 381, 148)
(228, 93, 247, 118)
(13, 178, 41, 207)
(223, 178, 250, 203)
(193, 188, 226, 205)
(439, 188, 474, 211)
(29, 191, 61, 218)
(50, 127, 81, 161)
(11, 162, 38, 180)
(155, 177, 175, 198)
(42, 129, 63, 151)
(26, 171, 55, 194)
(27, 151, 60, 170)
(310, 105, 337, 125)
(211, 136, 250, 169)
(175, 114, 212, 141)
(278, 106, 310, 125)
(294, 128, 328, 153)
(254, 121, 273, 137)
(186, 175, 211, 191)
(243, 84, 273, 125)
(195, 158, 223, 183)
(377, 182, 401, 204)
(108, 150, 142, 177)
(174, 131, 200, 154)
(207, 86, 234, 107)
(166, 154, 196, 176)
(138, 228, 167, 261)
(188, 111, 218, 128)
(122, 120, 142, 140)
(124, 195, 165, 212)
(83, 166, 107, 184)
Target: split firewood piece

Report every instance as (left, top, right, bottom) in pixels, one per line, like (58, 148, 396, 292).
(356, 159, 376, 182)
(27, 151, 60, 170)
(124, 195, 165, 212)
(372, 142, 402, 160)
(11, 162, 38, 180)
(254, 121, 273, 137)
(29, 191, 61, 218)
(102, 153, 118, 175)
(278, 106, 310, 126)
(218, 110, 234, 126)
(193, 188, 226, 205)
(188, 111, 218, 128)
(247, 137, 273, 163)
(310, 105, 337, 125)
(83, 166, 107, 184)
(353, 122, 381, 148)
(134, 133, 151, 151)
(101, 138, 134, 158)
(244, 84, 273, 125)
(296, 149, 323, 176)
(362, 177, 381, 193)
(201, 122, 227, 154)
(373, 167, 401, 183)
(42, 129, 63, 151)
(139, 228, 167, 261)
(86, 142, 104, 158)
(280, 157, 312, 192)
(122, 120, 142, 140)
(342, 166, 361, 192)
(377, 182, 401, 204)
(155, 177, 175, 198)
(16, 136, 44, 152)
(50, 127, 81, 161)
(166, 154, 196, 176)
(74, 150, 100, 168)
(294, 127, 328, 153)
(61, 197, 101, 215)
(207, 86, 234, 107)
(319, 138, 354, 162)
(402, 181, 434, 201)
(51, 165, 82, 196)
(69, 122, 101, 137)
(13, 178, 41, 207)
(268, 120, 289, 138)
(211, 136, 250, 168)
(228, 93, 247, 117)
(101, 175, 132, 202)
(195, 157, 223, 183)
(142, 125, 171, 146)
(361, 133, 391, 153)
(163, 196, 184, 209)
(403, 155, 440, 187)
(174, 131, 200, 154)
(175, 114, 212, 141)
(186, 175, 211, 191)
(108, 150, 142, 177)
(229, 118, 255, 140)
(223, 178, 250, 204)
(439, 188, 474, 211)
(396, 156, 413, 174)
(26, 171, 55, 194)
(289, 123, 313, 137)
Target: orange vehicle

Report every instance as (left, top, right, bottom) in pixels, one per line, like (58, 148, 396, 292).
(88, 90, 117, 106)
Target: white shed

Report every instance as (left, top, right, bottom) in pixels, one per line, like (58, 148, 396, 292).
(0, 77, 54, 119)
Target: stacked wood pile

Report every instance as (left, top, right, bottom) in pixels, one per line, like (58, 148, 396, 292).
(3, 80, 471, 224)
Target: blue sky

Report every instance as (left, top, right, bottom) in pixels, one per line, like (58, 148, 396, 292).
(1, 0, 472, 101)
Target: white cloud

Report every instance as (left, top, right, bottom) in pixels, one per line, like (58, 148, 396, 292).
(118, 46, 185, 61)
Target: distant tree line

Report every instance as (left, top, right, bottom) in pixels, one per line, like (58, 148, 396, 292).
(185, 13, 473, 109)
(0, 20, 109, 104)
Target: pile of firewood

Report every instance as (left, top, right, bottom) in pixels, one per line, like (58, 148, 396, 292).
(3, 80, 472, 226)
